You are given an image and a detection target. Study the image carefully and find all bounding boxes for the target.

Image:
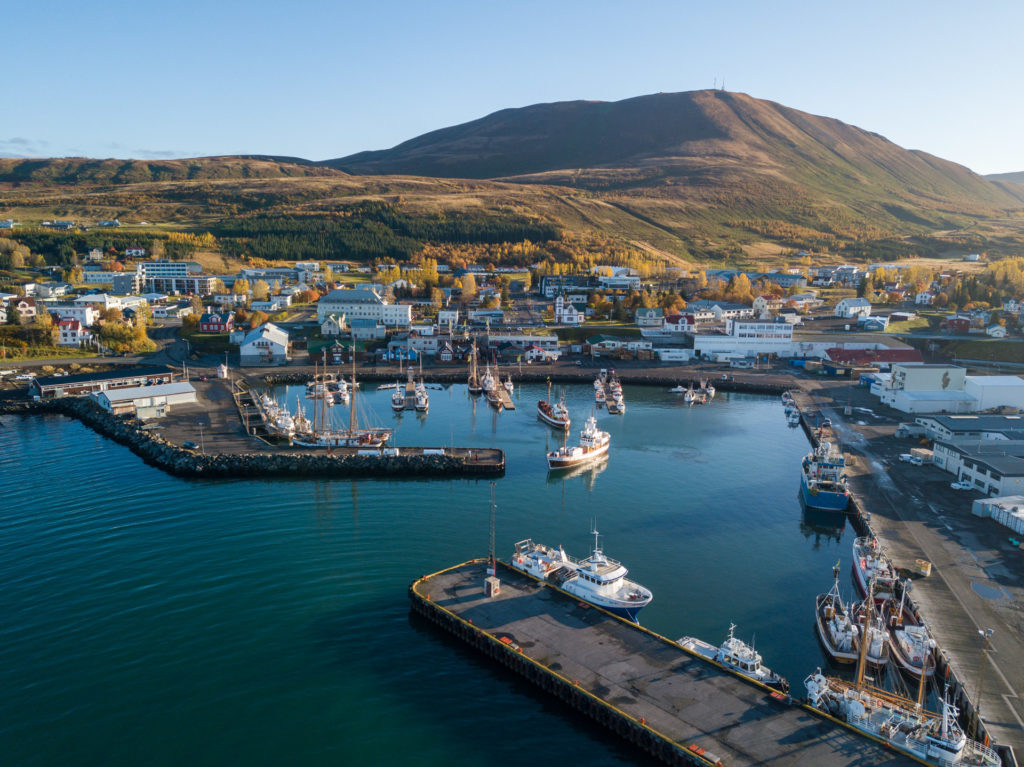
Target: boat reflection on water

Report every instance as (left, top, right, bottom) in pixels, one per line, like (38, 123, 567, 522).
(545, 454, 609, 490)
(799, 490, 846, 547)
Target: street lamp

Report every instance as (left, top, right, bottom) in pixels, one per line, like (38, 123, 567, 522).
(974, 628, 995, 739)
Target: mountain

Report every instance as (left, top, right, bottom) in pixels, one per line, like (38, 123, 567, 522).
(327, 90, 1019, 213)
(0, 156, 345, 185)
(986, 171, 1024, 185)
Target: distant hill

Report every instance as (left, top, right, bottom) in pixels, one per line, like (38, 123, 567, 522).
(986, 171, 1024, 184)
(0, 156, 345, 185)
(326, 90, 1019, 214)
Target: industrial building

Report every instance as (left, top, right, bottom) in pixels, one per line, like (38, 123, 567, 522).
(30, 366, 176, 399)
(94, 382, 197, 418)
(874, 364, 1024, 414)
(932, 439, 1024, 496)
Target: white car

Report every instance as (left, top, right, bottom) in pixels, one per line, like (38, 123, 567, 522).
(13, 373, 36, 381)
(950, 481, 973, 491)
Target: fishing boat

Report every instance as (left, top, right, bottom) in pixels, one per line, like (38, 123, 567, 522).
(787, 411, 801, 425)
(815, 567, 860, 664)
(800, 440, 850, 511)
(684, 385, 698, 405)
(594, 384, 605, 408)
(537, 380, 570, 430)
(677, 624, 789, 692)
(593, 376, 603, 390)
(607, 399, 624, 415)
(467, 341, 482, 394)
(511, 529, 652, 622)
(503, 375, 514, 395)
(547, 414, 610, 470)
(391, 384, 405, 412)
(850, 598, 891, 668)
(884, 591, 936, 680)
(852, 536, 897, 601)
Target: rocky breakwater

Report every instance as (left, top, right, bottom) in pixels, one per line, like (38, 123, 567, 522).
(0, 398, 504, 479)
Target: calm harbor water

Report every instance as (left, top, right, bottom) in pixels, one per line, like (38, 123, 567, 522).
(2, 383, 857, 766)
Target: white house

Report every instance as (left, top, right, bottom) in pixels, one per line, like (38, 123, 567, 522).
(57, 319, 93, 347)
(986, 325, 1008, 338)
(524, 344, 561, 362)
(437, 309, 460, 330)
(752, 295, 785, 315)
(320, 313, 348, 337)
(250, 295, 292, 312)
(50, 304, 99, 327)
(316, 288, 411, 328)
(915, 291, 935, 306)
(239, 322, 290, 367)
(554, 294, 585, 325)
(835, 297, 872, 319)
(693, 319, 795, 360)
(635, 307, 664, 327)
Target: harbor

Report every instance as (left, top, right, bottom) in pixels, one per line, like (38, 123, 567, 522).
(411, 559, 921, 767)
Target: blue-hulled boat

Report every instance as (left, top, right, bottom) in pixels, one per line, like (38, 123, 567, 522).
(801, 440, 850, 511)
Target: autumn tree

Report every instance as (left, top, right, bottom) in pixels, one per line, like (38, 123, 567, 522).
(251, 280, 270, 301)
(460, 273, 477, 302)
(233, 278, 250, 295)
(249, 310, 268, 329)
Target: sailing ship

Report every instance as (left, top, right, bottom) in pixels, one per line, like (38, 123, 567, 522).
(807, 574, 998, 767)
(511, 528, 652, 622)
(678, 624, 789, 692)
(547, 414, 610, 470)
(292, 357, 393, 448)
(852, 536, 898, 601)
(467, 340, 482, 394)
(537, 380, 570, 429)
(800, 440, 850, 511)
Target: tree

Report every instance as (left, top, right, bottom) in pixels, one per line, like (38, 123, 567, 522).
(190, 295, 205, 314)
(209, 278, 226, 294)
(99, 307, 123, 323)
(233, 278, 250, 295)
(248, 310, 268, 329)
(461, 273, 477, 302)
(251, 280, 270, 301)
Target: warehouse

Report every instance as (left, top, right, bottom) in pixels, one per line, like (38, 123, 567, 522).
(932, 438, 1024, 496)
(94, 382, 197, 418)
(29, 366, 175, 399)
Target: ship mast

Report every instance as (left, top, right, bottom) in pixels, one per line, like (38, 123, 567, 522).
(350, 353, 357, 434)
(916, 643, 929, 710)
(487, 482, 497, 576)
(312, 359, 319, 436)
(856, 578, 874, 689)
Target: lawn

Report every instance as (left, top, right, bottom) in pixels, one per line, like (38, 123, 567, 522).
(0, 348, 99, 362)
(887, 317, 932, 333)
(944, 339, 1024, 363)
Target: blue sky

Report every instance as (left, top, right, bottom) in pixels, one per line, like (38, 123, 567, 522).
(5, 0, 1023, 174)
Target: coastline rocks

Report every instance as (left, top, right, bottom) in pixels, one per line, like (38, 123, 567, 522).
(0, 398, 503, 480)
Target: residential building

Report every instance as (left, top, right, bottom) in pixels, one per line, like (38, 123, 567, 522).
(598, 273, 641, 291)
(94, 382, 197, 418)
(199, 312, 234, 333)
(834, 297, 872, 319)
(686, 300, 754, 320)
(349, 319, 387, 341)
(124, 247, 146, 258)
(554, 294, 585, 325)
(316, 288, 411, 328)
(250, 295, 292, 312)
(36, 282, 73, 299)
(634, 307, 664, 327)
(57, 319, 93, 347)
(151, 302, 193, 319)
(538, 274, 598, 298)
(523, 344, 561, 362)
(585, 335, 652, 354)
(915, 291, 935, 305)
(752, 295, 785, 315)
(320, 313, 348, 337)
(437, 309, 460, 330)
(48, 304, 99, 327)
(942, 316, 972, 334)
(29, 366, 175, 398)
(239, 323, 289, 366)
(986, 325, 1008, 338)
(9, 297, 37, 321)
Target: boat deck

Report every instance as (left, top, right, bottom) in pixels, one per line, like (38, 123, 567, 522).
(412, 561, 920, 767)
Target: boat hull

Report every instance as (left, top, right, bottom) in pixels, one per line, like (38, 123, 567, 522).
(537, 402, 570, 430)
(547, 442, 609, 470)
(801, 474, 849, 511)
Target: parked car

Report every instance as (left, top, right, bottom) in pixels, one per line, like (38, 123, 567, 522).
(14, 373, 36, 381)
(182, 441, 199, 450)
(951, 481, 973, 491)
(899, 453, 914, 462)
(821, 418, 832, 428)
(908, 456, 923, 466)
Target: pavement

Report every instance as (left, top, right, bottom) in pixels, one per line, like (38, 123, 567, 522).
(796, 377, 1024, 756)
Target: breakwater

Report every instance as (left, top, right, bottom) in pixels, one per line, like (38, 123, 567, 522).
(0, 397, 504, 479)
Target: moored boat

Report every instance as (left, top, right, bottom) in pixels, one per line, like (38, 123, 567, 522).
(800, 440, 850, 511)
(852, 536, 897, 601)
(815, 570, 860, 664)
(884, 592, 936, 680)
(677, 624, 789, 692)
(511, 530, 652, 622)
(537, 381, 570, 429)
(547, 415, 610, 470)
(391, 385, 405, 412)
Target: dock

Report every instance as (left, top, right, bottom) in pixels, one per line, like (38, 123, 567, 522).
(497, 386, 515, 410)
(411, 560, 921, 767)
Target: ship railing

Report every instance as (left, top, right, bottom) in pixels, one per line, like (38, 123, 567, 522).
(962, 738, 1001, 766)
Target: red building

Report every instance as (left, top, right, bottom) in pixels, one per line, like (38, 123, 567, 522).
(199, 312, 234, 333)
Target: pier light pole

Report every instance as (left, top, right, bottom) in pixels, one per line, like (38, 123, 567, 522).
(973, 628, 994, 739)
(197, 421, 205, 455)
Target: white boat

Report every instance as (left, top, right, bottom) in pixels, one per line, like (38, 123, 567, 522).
(594, 386, 605, 407)
(504, 376, 514, 395)
(787, 411, 801, 425)
(683, 386, 698, 405)
(852, 537, 897, 601)
(481, 365, 496, 395)
(547, 415, 610, 470)
(391, 385, 405, 412)
(593, 377, 603, 390)
(850, 599, 891, 668)
(669, 384, 688, 394)
(607, 399, 625, 414)
(511, 530, 652, 622)
(538, 382, 570, 430)
(703, 383, 716, 399)
(414, 385, 429, 413)
(678, 624, 789, 692)
(815, 573, 860, 664)
(805, 674, 1000, 767)
(884, 593, 937, 680)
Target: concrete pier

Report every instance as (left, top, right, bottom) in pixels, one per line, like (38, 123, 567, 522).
(411, 560, 921, 767)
